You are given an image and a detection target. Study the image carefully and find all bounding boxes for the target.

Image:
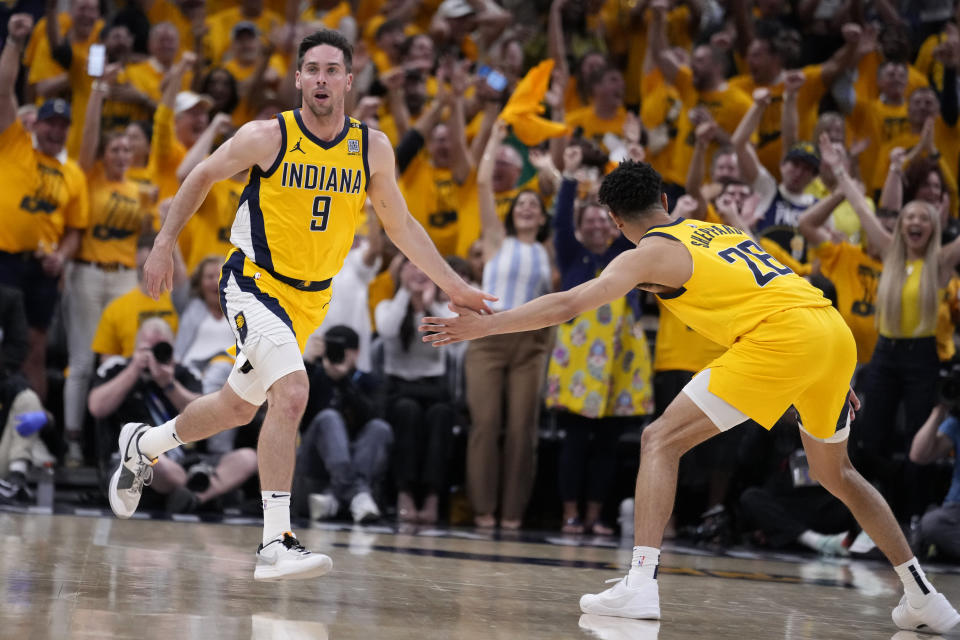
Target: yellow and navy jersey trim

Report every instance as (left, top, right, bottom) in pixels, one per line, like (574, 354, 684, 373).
(236, 110, 371, 279)
(218, 250, 294, 343)
(641, 217, 694, 300)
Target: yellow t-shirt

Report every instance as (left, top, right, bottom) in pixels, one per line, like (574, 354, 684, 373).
(805, 177, 872, 242)
(565, 105, 628, 153)
(0, 121, 89, 253)
(179, 176, 244, 273)
(149, 103, 187, 202)
(77, 163, 151, 267)
(205, 7, 284, 65)
(145, 0, 196, 59)
(851, 98, 909, 194)
(854, 51, 928, 102)
(880, 258, 937, 338)
(916, 31, 947, 92)
(729, 66, 825, 178)
(367, 269, 394, 332)
(222, 56, 287, 126)
(653, 301, 727, 373)
(662, 67, 753, 186)
(936, 277, 959, 361)
(301, 1, 353, 29)
(399, 152, 475, 257)
(640, 68, 684, 180)
(608, 5, 691, 106)
(814, 241, 882, 363)
(91, 287, 179, 357)
(24, 14, 103, 86)
(873, 123, 960, 210)
(125, 59, 193, 108)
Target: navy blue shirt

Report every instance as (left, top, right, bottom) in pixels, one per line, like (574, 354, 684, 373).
(554, 178, 634, 291)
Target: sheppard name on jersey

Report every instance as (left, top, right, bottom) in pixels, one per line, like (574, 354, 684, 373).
(280, 163, 363, 194)
(688, 224, 745, 248)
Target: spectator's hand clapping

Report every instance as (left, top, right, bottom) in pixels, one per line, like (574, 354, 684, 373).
(7, 14, 34, 46)
(888, 146, 907, 173)
(783, 70, 806, 95)
(817, 132, 847, 174)
(694, 120, 716, 147)
(673, 194, 700, 218)
(752, 87, 772, 107)
(623, 112, 641, 144)
(562, 144, 583, 175)
(841, 23, 862, 45)
(528, 147, 557, 174)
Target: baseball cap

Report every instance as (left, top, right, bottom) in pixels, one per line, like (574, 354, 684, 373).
(37, 99, 71, 123)
(324, 325, 359, 351)
(174, 91, 214, 115)
(784, 142, 820, 172)
(438, 0, 475, 19)
(231, 21, 260, 39)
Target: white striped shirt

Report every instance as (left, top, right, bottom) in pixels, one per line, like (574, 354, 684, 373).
(482, 237, 552, 312)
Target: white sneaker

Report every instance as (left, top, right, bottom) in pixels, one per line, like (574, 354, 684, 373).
(308, 493, 340, 521)
(350, 491, 380, 524)
(578, 614, 660, 640)
(892, 592, 960, 635)
(107, 423, 156, 519)
(254, 532, 333, 581)
(580, 574, 661, 619)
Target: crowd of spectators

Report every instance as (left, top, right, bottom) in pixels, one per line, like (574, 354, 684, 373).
(0, 0, 959, 563)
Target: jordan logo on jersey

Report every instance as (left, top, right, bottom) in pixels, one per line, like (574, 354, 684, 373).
(289, 137, 306, 154)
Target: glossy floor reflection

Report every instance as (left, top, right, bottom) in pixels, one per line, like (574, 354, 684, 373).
(1, 512, 958, 639)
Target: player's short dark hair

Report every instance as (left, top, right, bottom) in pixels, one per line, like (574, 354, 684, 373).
(298, 29, 353, 72)
(598, 160, 665, 221)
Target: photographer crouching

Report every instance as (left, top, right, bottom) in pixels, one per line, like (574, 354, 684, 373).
(88, 318, 258, 512)
(293, 325, 392, 525)
(908, 365, 960, 561)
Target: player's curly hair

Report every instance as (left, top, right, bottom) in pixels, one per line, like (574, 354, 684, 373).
(597, 160, 665, 221)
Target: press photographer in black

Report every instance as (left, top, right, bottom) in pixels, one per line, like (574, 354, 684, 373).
(293, 325, 392, 525)
(908, 365, 960, 561)
(89, 318, 257, 511)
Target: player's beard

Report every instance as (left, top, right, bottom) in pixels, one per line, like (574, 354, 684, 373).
(305, 92, 336, 119)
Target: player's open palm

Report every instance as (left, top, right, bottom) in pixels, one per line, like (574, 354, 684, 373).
(420, 304, 486, 345)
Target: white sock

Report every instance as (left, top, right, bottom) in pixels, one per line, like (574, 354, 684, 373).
(894, 557, 936, 607)
(137, 418, 185, 460)
(8, 459, 27, 475)
(262, 491, 292, 544)
(628, 545, 660, 580)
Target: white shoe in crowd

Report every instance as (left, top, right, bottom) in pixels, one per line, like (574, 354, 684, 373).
(892, 592, 960, 635)
(350, 491, 380, 524)
(254, 532, 333, 581)
(308, 493, 340, 521)
(580, 574, 661, 620)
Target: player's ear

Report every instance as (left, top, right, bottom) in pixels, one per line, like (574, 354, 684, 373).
(345, 72, 353, 94)
(294, 69, 302, 91)
(661, 192, 668, 212)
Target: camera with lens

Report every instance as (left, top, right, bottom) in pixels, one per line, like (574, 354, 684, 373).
(938, 361, 960, 410)
(151, 341, 174, 365)
(324, 335, 347, 365)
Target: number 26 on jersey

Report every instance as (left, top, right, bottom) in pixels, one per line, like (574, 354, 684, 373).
(718, 239, 792, 286)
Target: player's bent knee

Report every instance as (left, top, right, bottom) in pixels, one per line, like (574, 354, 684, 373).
(219, 388, 260, 426)
(267, 371, 310, 421)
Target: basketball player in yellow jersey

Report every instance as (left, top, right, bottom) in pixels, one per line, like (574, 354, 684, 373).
(107, 29, 494, 581)
(422, 161, 960, 634)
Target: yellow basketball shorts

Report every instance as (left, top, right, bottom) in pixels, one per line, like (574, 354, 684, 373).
(218, 249, 332, 403)
(704, 305, 857, 439)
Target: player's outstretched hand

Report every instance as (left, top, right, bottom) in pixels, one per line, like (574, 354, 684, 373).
(420, 303, 489, 346)
(447, 284, 497, 316)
